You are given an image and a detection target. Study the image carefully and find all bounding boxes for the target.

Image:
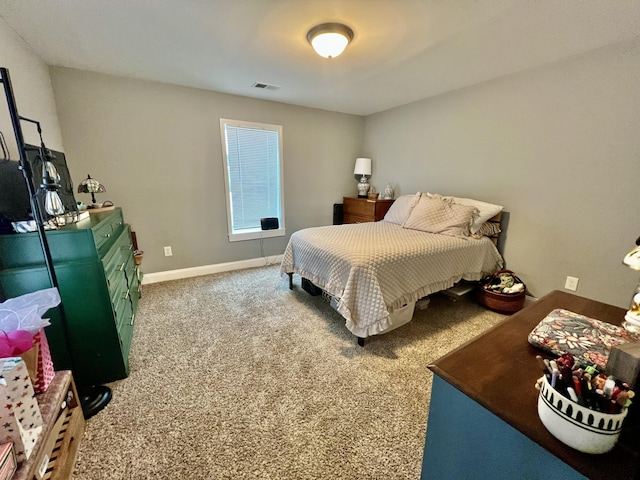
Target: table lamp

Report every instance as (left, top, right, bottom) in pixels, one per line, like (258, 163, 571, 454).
(354, 157, 371, 198)
(78, 174, 106, 208)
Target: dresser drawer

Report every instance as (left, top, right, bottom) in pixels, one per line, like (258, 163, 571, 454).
(130, 269, 141, 311)
(92, 209, 125, 254)
(102, 227, 131, 293)
(118, 306, 134, 365)
(111, 273, 129, 326)
(343, 197, 376, 217)
(115, 285, 134, 365)
(105, 258, 125, 298)
(342, 197, 395, 223)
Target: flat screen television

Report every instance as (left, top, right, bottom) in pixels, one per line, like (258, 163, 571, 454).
(0, 145, 78, 233)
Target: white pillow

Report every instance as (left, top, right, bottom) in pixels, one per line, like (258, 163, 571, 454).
(451, 196, 503, 234)
(402, 193, 478, 237)
(383, 192, 421, 225)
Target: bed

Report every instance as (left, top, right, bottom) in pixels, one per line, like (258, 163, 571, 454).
(280, 192, 505, 344)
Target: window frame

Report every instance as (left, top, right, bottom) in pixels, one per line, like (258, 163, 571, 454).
(219, 118, 286, 242)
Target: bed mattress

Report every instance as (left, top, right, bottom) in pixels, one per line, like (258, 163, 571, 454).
(280, 221, 503, 338)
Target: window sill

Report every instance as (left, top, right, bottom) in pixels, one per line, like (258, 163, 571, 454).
(228, 228, 286, 242)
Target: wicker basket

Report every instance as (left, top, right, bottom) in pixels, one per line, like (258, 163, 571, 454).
(476, 270, 526, 314)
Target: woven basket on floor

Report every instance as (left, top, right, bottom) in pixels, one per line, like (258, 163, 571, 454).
(476, 270, 526, 314)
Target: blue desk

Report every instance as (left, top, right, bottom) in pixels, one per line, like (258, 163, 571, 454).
(421, 291, 640, 480)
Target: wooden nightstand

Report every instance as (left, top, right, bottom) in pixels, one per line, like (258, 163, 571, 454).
(342, 197, 394, 224)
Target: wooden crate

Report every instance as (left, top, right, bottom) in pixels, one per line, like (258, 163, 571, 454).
(14, 371, 85, 480)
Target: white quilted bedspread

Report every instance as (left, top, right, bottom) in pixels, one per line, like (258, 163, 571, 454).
(280, 221, 503, 338)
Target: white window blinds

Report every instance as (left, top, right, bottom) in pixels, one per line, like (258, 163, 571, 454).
(220, 119, 284, 241)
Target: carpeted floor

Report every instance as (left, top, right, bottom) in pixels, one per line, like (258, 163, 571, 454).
(71, 265, 506, 480)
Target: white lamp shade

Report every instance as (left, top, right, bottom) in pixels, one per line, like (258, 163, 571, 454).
(307, 23, 354, 59)
(354, 157, 372, 176)
(311, 32, 349, 58)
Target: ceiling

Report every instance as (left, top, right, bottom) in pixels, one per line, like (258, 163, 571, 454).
(1, 0, 639, 116)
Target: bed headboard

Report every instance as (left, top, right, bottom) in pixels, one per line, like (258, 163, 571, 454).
(487, 212, 508, 256)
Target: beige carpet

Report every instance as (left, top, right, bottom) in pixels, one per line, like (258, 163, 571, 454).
(71, 265, 505, 480)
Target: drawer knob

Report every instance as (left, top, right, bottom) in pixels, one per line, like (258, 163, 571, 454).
(130, 313, 135, 326)
(118, 262, 126, 271)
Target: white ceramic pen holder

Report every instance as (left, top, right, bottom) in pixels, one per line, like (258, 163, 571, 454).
(537, 375, 628, 454)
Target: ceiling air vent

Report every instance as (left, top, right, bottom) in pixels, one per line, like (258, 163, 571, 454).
(252, 82, 280, 91)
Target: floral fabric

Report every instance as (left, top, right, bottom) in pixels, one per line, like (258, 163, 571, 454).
(528, 308, 640, 370)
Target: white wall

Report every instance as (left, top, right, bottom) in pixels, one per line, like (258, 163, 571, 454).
(365, 37, 640, 308)
(0, 17, 63, 154)
(49, 68, 365, 274)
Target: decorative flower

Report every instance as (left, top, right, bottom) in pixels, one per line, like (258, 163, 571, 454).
(554, 330, 596, 351)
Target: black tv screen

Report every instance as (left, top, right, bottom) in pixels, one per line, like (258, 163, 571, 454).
(0, 159, 31, 222)
(0, 145, 78, 232)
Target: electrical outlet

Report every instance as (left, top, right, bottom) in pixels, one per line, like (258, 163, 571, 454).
(163, 246, 173, 257)
(564, 276, 579, 291)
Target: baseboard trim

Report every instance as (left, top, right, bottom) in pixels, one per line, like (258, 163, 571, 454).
(141, 255, 283, 285)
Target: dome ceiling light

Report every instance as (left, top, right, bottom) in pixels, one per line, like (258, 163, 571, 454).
(306, 23, 354, 59)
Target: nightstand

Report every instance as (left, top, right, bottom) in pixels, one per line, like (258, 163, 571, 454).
(342, 197, 394, 223)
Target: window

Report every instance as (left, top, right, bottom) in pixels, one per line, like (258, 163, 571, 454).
(220, 118, 285, 242)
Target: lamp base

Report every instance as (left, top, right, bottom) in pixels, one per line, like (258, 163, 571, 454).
(79, 384, 112, 420)
(357, 177, 370, 198)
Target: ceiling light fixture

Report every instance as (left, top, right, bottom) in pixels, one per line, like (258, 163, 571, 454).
(307, 23, 354, 59)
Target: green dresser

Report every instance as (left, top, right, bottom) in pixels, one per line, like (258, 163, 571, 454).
(0, 208, 141, 388)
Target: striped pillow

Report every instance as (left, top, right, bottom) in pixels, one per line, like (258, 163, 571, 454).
(402, 193, 477, 237)
(471, 221, 502, 239)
